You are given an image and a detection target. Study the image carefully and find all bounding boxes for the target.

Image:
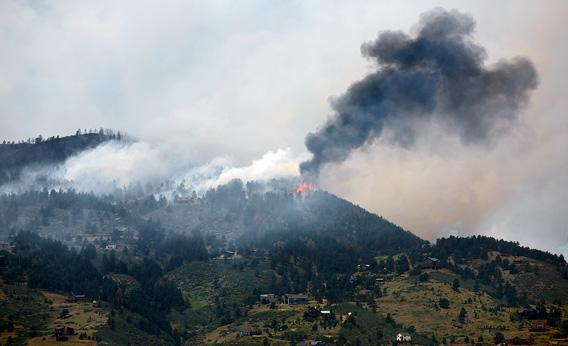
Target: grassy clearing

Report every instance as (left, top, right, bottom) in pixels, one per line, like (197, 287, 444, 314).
(376, 269, 568, 344)
(377, 271, 519, 341)
(202, 303, 324, 345)
(25, 292, 107, 345)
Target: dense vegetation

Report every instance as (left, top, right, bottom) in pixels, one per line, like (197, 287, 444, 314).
(433, 235, 566, 268)
(428, 236, 567, 305)
(2, 226, 207, 342)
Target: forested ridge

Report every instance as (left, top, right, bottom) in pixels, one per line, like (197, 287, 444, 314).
(0, 130, 124, 186)
(0, 133, 567, 345)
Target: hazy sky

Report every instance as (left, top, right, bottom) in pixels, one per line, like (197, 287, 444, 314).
(1, 1, 567, 255)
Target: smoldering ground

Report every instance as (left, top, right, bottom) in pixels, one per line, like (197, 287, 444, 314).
(300, 8, 538, 177)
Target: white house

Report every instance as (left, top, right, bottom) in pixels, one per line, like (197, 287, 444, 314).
(397, 332, 412, 343)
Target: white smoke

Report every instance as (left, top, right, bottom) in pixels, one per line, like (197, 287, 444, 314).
(0, 140, 309, 196)
(182, 148, 310, 193)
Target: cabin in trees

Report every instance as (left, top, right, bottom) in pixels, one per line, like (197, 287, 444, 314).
(282, 293, 308, 305)
(219, 250, 236, 260)
(419, 257, 440, 270)
(236, 326, 260, 337)
(0, 241, 13, 252)
(54, 326, 75, 341)
(505, 336, 535, 345)
(529, 319, 547, 331)
(259, 293, 277, 303)
(298, 341, 326, 346)
(65, 294, 88, 303)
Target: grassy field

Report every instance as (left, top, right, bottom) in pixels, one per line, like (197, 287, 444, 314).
(200, 300, 343, 345)
(198, 300, 438, 345)
(25, 292, 107, 346)
(376, 269, 568, 344)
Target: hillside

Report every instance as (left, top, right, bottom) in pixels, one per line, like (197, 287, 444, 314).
(0, 148, 566, 344)
(148, 187, 423, 251)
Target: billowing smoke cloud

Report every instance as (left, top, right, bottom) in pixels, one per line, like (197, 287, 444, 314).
(300, 8, 538, 176)
(180, 148, 310, 193)
(0, 140, 309, 196)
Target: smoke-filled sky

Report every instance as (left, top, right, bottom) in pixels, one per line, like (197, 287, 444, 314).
(1, 1, 567, 256)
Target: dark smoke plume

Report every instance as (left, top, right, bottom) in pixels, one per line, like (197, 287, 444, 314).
(300, 8, 538, 176)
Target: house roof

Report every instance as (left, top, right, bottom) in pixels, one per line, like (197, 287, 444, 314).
(285, 293, 308, 299)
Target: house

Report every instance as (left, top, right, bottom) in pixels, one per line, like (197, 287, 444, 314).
(219, 250, 236, 259)
(74, 294, 88, 302)
(506, 336, 534, 345)
(236, 326, 260, 337)
(529, 319, 547, 331)
(54, 326, 74, 341)
(65, 294, 88, 303)
(357, 264, 371, 271)
(259, 293, 277, 303)
(513, 258, 529, 265)
(0, 241, 13, 252)
(282, 293, 308, 305)
(297, 341, 326, 346)
(105, 244, 117, 250)
(396, 332, 412, 343)
(419, 257, 440, 270)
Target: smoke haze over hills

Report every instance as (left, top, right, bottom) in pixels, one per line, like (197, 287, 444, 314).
(1, 1, 567, 257)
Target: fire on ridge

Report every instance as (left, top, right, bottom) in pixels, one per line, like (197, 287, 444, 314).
(294, 181, 318, 199)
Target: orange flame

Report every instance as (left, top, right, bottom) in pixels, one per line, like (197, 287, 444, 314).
(294, 181, 318, 199)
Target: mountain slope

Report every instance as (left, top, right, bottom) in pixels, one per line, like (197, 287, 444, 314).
(0, 132, 566, 345)
(149, 185, 424, 253)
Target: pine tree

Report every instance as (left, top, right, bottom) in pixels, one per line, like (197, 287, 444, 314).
(459, 307, 467, 323)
